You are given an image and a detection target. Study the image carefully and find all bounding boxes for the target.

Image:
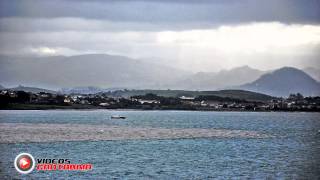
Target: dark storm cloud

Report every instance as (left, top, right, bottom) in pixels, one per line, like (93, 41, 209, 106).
(0, 0, 319, 27)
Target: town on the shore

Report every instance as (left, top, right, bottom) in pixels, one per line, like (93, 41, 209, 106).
(0, 89, 319, 111)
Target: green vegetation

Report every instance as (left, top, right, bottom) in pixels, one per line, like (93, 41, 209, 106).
(102, 89, 274, 102)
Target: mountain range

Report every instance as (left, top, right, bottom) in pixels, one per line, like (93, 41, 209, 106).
(0, 54, 319, 97)
(0, 54, 189, 89)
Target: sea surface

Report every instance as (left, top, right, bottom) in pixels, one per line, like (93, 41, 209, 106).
(0, 110, 319, 179)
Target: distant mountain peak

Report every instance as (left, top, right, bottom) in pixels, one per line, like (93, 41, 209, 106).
(275, 66, 303, 72)
(239, 67, 320, 97)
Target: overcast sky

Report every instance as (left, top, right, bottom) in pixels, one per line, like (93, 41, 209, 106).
(0, 0, 319, 72)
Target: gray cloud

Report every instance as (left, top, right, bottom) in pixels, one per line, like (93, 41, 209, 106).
(0, 0, 319, 73)
(0, 0, 319, 29)
(0, 17, 210, 32)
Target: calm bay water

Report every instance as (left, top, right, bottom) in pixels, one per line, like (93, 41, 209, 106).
(0, 110, 319, 179)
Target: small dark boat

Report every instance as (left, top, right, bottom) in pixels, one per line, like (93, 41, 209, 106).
(111, 115, 126, 119)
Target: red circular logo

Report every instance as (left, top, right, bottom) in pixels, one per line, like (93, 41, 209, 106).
(14, 153, 35, 174)
(19, 157, 31, 169)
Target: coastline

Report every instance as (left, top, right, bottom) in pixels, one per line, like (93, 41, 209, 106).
(1, 103, 319, 112)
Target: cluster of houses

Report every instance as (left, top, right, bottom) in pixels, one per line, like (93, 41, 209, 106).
(178, 94, 320, 111)
(1, 90, 319, 111)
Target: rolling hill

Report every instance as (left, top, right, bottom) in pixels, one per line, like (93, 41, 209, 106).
(101, 89, 274, 102)
(9, 85, 57, 94)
